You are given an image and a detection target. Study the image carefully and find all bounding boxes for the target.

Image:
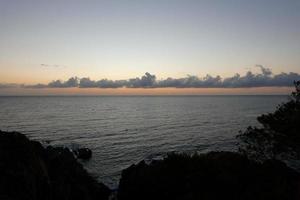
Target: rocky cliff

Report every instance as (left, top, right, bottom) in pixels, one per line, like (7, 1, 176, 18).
(0, 130, 111, 200)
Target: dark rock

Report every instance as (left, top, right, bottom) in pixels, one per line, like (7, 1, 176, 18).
(118, 151, 300, 200)
(75, 148, 92, 160)
(0, 130, 111, 200)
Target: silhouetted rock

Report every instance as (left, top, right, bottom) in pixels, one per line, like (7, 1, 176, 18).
(75, 147, 92, 160)
(0, 130, 111, 200)
(118, 152, 300, 200)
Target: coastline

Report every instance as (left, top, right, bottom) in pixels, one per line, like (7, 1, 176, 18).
(1, 130, 299, 200)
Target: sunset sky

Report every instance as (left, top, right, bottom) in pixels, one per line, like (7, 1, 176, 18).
(0, 0, 299, 95)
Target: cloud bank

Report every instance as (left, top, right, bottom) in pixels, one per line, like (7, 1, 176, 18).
(2, 66, 300, 89)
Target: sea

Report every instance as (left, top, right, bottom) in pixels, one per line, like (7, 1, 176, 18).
(0, 95, 287, 188)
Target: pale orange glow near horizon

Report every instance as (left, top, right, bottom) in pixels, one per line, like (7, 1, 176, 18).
(0, 87, 294, 96)
(1, 1, 299, 94)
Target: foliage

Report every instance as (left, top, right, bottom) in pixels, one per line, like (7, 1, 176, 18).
(118, 151, 299, 200)
(237, 81, 300, 160)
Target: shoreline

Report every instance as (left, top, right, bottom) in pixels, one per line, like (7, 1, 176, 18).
(1, 130, 299, 200)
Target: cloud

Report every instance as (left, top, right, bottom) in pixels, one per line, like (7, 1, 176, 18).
(2, 66, 300, 89)
(127, 72, 157, 88)
(256, 65, 272, 76)
(0, 83, 20, 89)
(158, 74, 222, 88)
(22, 83, 48, 89)
(79, 77, 97, 88)
(48, 77, 79, 88)
(41, 64, 66, 68)
(79, 78, 127, 88)
(21, 77, 79, 89)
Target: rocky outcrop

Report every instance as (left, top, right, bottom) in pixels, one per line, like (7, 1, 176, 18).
(0, 130, 111, 200)
(74, 147, 92, 160)
(2, 130, 300, 200)
(118, 152, 300, 200)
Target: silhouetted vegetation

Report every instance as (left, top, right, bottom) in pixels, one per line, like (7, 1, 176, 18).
(237, 81, 300, 160)
(118, 152, 300, 200)
(0, 130, 111, 200)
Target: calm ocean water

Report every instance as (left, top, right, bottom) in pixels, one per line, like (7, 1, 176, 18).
(0, 95, 287, 187)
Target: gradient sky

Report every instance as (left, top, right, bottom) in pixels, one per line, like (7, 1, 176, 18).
(0, 0, 299, 94)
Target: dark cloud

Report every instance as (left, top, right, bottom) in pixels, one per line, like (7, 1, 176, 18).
(127, 72, 157, 88)
(256, 65, 272, 76)
(48, 77, 79, 88)
(22, 77, 79, 89)
(159, 74, 222, 88)
(157, 66, 300, 88)
(97, 79, 127, 88)
(79, 77, 97, 88)
(79, 78, 127, 88)
(2, 66, 300, 89)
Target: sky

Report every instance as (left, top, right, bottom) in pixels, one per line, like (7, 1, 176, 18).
(0, 0, 299, 95)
